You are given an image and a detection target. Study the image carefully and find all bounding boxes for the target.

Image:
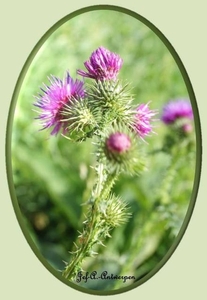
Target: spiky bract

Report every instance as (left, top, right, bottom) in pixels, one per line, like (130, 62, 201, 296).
(60, 98, 99, 142)
(87, 79, 135, 128)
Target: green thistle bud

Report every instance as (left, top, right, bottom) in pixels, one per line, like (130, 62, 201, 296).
(99, 194, 131, 228)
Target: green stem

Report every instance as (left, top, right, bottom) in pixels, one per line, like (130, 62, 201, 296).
(62, 202, 97, 279)
(62, 164, 117, 280)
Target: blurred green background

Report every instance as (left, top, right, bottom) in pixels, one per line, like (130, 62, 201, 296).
(11, 9, 196, 292)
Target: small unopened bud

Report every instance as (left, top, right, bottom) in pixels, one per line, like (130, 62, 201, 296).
(106, 132, 131, 154)
(98, 127, 146, 175)
(182, 123, 193, 133)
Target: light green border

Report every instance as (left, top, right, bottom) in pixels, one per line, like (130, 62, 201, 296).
(5, 4, 202, 296)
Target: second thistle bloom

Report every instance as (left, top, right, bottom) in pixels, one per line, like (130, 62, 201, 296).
(34, 72, 85, 135)
(161, 99, 193, 124)
(77, 46, 123, 81)
(134, 103, 157, 139)
(161, 99, 193, 133)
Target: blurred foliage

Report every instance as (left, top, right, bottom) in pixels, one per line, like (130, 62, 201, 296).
(10, 10, 196, 291)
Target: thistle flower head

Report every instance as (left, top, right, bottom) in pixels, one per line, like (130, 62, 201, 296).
(134, 103, 157, 138)
(34, 72, 85, 135)
(161, 99, 193, 124)
(161, 99, 193, 133)
(77, 46, 123, 81)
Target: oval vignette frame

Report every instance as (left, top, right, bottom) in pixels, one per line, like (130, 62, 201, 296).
(6, 4, 202, 296)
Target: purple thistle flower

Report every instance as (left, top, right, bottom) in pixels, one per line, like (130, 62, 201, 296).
(134, 103, 157, 138)
(34, 72, 85, 135)
(77, 46, 123, 81)
(106, 132, 131, 154)
(161, 99, 193, 124)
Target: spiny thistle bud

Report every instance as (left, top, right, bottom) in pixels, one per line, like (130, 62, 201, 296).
(77, 46, 123, 81)
(33, 72, 85, 135)
(99, 194, 131, 228)
(106, 132, 131, 154)
(97, 126, 146, 175)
